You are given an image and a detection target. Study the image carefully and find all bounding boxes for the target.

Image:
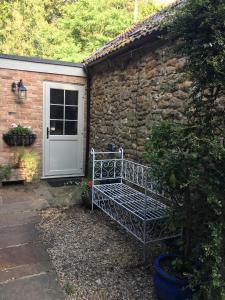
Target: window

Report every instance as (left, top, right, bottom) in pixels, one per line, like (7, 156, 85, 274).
(50, 89, 78, 135)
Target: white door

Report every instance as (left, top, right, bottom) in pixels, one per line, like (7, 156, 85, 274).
(43, 82, 84, 177)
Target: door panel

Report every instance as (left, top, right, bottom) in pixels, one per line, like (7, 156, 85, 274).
(43, 82, 84, 177)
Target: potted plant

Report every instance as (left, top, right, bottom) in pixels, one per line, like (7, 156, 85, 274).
(153, 253, 193, 300)
(3, 123, 36, 146)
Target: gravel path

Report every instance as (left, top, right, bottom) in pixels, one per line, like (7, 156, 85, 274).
(38, 205, 162, 300)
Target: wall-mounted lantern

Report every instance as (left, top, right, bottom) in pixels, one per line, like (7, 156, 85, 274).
(12, 80, 27, 103)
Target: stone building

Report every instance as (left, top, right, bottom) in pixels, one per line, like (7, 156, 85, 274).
(0, 0, 206, 180)
(84, 0, 188, 160)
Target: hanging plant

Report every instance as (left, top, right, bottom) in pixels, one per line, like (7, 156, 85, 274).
(3, 124, 36, 146)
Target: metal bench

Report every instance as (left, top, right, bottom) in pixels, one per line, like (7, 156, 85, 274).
(91, 148, 180, 260)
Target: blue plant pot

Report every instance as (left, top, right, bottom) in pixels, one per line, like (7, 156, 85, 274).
(153, 254, 193, 300)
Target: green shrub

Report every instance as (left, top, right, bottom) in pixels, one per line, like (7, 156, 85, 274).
(0, 164, 11, 181)
(146, 1, 225, 298)
(146, 123, 225, 299)
(19, 150, 39, 182)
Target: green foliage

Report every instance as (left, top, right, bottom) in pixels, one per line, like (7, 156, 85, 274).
(0, 0, 162, 62)
(8, 125, 32, 135)
(166, 0, 225, 135)
(145, 1, 225, 299)
(0, 164, 11, 181)
(146, 124, 225, 299)
(61, 0, 133, 61)
(167, 0, 225, 91)
(19, 150, 39, 183)
(64, 281, 75, 295)
(80, 179, 92, 198)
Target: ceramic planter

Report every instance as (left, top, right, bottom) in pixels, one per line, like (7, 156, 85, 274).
(153, 254, 193, 300)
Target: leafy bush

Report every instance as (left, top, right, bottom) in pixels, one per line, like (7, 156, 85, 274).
(145, 1, 225, 299)
(145, 123, 225, 299)
(19, 150, 39, 182)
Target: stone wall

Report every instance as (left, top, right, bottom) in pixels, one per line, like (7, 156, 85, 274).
(0, 68, 86, 175)
(89, 40, 191, 161)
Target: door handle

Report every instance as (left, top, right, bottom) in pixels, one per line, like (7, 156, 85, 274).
(47, 127, 49, 139)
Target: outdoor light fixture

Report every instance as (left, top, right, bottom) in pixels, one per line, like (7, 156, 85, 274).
(11, 80, 27, 103)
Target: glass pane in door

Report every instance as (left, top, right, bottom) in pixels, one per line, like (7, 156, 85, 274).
(50, 89, 64, 104)
(65, 121, 77, 135)
(65, 90, 78, 105)
(65, 106, 78, 120)
(49, 88, 79, 135)
(50, 105, 64, 119)
(50, 120, 63, 135)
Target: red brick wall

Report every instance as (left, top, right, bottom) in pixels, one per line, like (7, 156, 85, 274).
(0, 68, 86, 175)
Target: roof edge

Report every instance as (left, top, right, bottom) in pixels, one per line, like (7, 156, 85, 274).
(86, 30, 161, 68)
(83, 0, 185, 66)
(0, 54, 83, 68)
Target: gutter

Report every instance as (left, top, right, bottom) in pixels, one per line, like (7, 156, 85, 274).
(84, 65, 91, 177)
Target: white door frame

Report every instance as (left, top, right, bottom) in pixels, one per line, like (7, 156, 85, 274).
(42, 81, 85, 178)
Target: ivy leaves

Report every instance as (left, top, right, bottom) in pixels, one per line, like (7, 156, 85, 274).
(146, 1, 225, 298)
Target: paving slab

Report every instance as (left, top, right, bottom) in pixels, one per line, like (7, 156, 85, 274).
(0, 263, 49, 283)
(2, 195, 34, 204)
(0, 212, 39, 228)
(0, 243, 50, 270)
(0, 199, 49, 215)
(0, 223, 38, 248)
(0, 184, 65, 300)
(0, 273, 65, 300)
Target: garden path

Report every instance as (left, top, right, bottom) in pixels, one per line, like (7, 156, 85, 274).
(0, 184, 65, 300)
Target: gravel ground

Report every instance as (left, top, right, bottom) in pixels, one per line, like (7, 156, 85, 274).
(38, 204, 164, 300)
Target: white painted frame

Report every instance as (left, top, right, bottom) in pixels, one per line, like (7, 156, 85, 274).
(42, 81, 85, 178)
(0, 58, 85, 77)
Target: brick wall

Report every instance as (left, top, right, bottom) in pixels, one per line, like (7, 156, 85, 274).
(0, 68, 86, 175)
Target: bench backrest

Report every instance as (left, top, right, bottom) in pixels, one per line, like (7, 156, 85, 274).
(91, 148, 160, 192)
(91, 149, 123, 183)
(122, 159, 150, 190)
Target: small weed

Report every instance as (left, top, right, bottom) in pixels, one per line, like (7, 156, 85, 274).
(64, 180, 80, 186)
(64, 282, 75, 295)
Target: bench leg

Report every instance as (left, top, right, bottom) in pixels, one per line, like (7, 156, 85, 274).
(91, 188, 94, 211)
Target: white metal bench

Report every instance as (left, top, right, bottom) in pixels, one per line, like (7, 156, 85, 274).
(91, 148, 180, 260)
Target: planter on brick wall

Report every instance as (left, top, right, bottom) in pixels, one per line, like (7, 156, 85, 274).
(3, 133, 36, 146)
